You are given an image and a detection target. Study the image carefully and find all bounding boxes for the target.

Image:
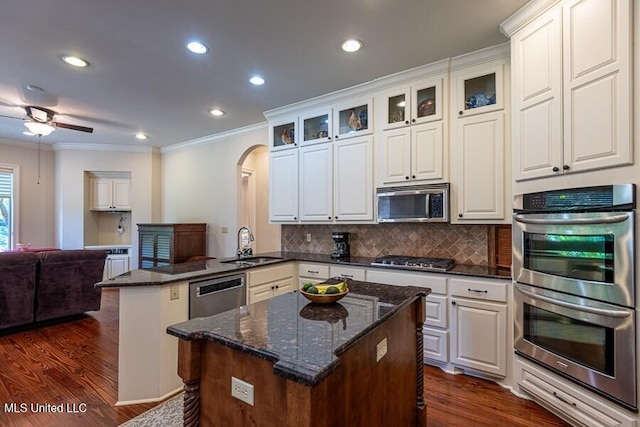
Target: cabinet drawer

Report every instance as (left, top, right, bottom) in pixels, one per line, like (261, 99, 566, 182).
(450, 277, 507, 302)
(515, 358, 636, 427)
(425, 294, 448, 328)
(247, 262, 295, 287)
(366, 269, 447, 293)
(298, 263, 330, 279)
(423, 327, 448, 363)
(330, 266, 365, 281)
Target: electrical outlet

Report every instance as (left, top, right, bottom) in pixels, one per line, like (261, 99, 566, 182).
(170, 285, 179, 300)
(231, 377, 254, 405)
(376, 338, 388, 362)
(306, 233, 312, 242)
(221, 227, 229, 234)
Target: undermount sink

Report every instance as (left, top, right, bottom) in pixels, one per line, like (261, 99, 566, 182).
(221, 256, 282, 266)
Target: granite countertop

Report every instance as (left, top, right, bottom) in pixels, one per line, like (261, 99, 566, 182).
(166, 280, 427, 386)
(96, 251, 511, 288)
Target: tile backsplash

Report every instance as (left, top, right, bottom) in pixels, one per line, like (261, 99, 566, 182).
(281, 223, 490, 265)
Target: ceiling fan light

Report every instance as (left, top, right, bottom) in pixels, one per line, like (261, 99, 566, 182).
(24, 121, 55, 136)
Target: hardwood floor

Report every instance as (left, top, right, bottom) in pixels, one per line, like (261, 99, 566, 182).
(0, 288, 570, 427)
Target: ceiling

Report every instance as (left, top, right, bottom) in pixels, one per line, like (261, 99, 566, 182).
(0, 0, 528, 148)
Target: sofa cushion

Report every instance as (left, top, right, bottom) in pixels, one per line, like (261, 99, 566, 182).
(35, 250, 107, 322)
(0, 252, 38, 329)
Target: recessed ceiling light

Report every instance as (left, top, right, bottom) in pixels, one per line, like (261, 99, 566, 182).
(341, 38, 362, 53)
(186, 41, 208, 54)
(249, 76, 265, 86)
(210, 109, 225, 116)
(62, 56, 89, 67)
(135, 133, 148, 140)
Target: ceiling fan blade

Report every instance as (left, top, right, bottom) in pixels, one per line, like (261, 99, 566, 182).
(51, 121, 94, 133)
(0, 113, 25, 121)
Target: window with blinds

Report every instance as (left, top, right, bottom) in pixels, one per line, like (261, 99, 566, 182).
(0, 167, 14, 251)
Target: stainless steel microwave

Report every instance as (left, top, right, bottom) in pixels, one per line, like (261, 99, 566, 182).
(377, 183, 449, 223)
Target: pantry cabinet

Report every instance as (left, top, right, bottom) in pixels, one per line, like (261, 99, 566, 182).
(508, 0, 632, 181)
(91, 178, 131, 211)
(450, 56, 509, 223)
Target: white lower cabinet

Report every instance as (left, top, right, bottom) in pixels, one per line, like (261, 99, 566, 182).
(103, 254, 130, 280)
(514, 357, 636, 427)
(298, 262, 330, 287)
(330, 265, 366, 281)
(246, 262, 295, 304)
(449, 277, 507, 377)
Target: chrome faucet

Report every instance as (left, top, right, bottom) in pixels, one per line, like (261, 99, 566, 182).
(237, 226, 255, 258)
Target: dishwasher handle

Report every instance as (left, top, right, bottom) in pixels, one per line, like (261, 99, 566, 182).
(193, 275, 245, 297)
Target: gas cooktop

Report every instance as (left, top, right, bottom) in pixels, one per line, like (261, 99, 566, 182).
(370, 255, 455, 272)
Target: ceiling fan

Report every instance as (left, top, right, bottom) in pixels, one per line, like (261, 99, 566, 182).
(0, 105, 94, 134)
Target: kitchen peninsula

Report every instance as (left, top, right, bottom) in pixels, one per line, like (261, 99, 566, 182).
(167, 280, 428, 427)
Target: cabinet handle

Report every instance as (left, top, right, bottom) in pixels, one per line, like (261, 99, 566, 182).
(341, 274, 354, 278)
(275, 285, 279, 289)
(468, 288, 488, 294)
(451, 301, 456, 306)
(552, 392, 577, 407)
(412, 175, 416, 179)
(294, 217, 298, 220)
(308, 270, 319, 274)
(328, 136, 332, 140)
(328, 216, 332, 220)
(458, 214, 463, 218)
(562, 164, 570, 171)
(552, 166, 559, 172)
(458, 111, 463, 116)
(405, 120, 410, 125)
(335, 216, 339, 219)
(335, 135, 339, 139)
(411, 118, 416, 123)
(405, 176, 410, 180)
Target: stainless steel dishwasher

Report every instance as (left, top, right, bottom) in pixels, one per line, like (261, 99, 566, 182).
(189, 273, 246, 319)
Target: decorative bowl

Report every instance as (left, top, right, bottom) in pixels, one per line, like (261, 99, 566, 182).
(300, 288, 349, 304)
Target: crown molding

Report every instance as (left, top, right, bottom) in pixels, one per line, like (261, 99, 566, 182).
(0, 137, 54, 151)
(52, 142, 157, 153)
(161, 121, 268, 153)
(500, 0, 561, 37)
(448, 42, 510, 72)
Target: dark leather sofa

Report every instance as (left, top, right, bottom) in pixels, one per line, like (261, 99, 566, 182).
(0, 250, 107, 330)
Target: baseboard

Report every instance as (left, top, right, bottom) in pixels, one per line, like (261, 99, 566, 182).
(115, 386, 183, 407)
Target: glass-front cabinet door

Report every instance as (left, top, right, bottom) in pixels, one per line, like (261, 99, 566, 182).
(270, 116, 298, 151)
(455, 63, 503, 117)
(381, 77, 443, 131)
(333, 96, 373, 140)
(299, 108, 332, 146)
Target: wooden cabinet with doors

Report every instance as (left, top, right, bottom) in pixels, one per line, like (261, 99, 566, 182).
(137, 223, 206, 268)
(507, 0, 632, 181)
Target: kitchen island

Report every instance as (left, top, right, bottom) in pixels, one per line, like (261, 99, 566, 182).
(167, 280, 428, 427)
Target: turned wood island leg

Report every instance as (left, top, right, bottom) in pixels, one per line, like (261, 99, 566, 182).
(177, 339, 202, 427)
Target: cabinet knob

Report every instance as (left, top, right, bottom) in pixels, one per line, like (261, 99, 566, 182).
(412, 175, 416, 179)
(458, 214, 463, 218)
(563, 164, 570, 171)
(411, 118, 416, 123)
(552, 166, 559, 172)
(335, 135, 339, 139)
(458, 111, 463, 116)
(328, 136, 332, 140)
(451, 301, 456, 306)
(405, 120, 410, 125)
(328, 216, 332, 220)
(335, 216, 339, 219)
(405, 176, 410, 180)
(294, 217, 298, 220)
(275, 285, 279, 289)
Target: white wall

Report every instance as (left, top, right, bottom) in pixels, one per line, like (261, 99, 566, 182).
(0, 139, 55, 248)
(55, 144, 161, 268)
(162, 124, 280, 258)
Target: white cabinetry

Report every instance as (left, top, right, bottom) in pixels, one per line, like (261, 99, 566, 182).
(269, 150, 299, 222)
(332, 97, 373, 140)
(366, 268, 449, 363)
(449, 277, 507, 377)
(508, 0, 632, 181)
(299, 144, 333, 221)
(103, 254, 130, 280)
(91, 178, 131, 211)
(450, 55, 509, 224)
(514, 357, 636, 427)
(298, 263, 330, 287)
(333, 136, 374, 221)
(330, 265, 366, 281)
(246, 262, 296, 304)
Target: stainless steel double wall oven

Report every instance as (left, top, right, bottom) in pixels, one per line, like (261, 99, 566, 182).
(512, 184, 637, 411)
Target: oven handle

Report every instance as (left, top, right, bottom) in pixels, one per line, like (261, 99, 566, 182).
(516, 286, 631, 318)
(513, 213, 630, 225)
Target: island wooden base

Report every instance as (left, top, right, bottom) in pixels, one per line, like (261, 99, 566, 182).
(177, 297, 426, 427)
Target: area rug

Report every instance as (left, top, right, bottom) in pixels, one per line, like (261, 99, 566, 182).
(119, 393, 183, 427)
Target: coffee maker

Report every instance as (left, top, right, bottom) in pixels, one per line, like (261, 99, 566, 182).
(331, 232, 351, 258)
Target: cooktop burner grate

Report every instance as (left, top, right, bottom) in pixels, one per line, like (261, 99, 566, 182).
(371, 255, 456, 272)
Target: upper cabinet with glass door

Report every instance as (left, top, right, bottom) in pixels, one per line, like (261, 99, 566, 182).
(332, 96, 373, 140)
(269, 116, 298, 151)
(455, 63, 504, 118)
(299, 107, 333, 146)
(381, 76, 444, 131)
